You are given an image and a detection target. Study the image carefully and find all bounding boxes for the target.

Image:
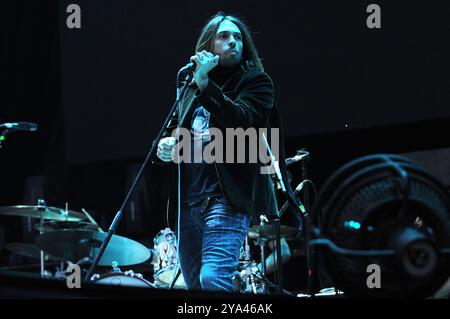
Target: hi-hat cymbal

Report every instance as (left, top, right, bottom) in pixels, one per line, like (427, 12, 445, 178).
(0, 205, 86, 222)
(35, 230, 150, 266)
(5, 242, 62, 262)
(248, 225, 297, 240)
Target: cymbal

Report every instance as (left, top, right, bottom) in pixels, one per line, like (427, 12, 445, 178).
(0, 205, 87, 222)
(248, 225, 297, 240)
(35, 230, 150, 266)
(5, 242, 62, 262)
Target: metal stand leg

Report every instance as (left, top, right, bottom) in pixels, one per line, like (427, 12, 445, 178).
(40, 250, 45, 278)
(257, 238, 267, 293)
(37, 199, 50, 279)
(169, 263, 181, 289)
(274, 218, 283, 295)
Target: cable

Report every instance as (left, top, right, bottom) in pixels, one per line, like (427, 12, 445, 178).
(166, 194, 171, 229)
(302, 179, 318, 201)
(172, 70, 191, 290)
(175, 89, 182, 290)
(299, 179, 319, 225)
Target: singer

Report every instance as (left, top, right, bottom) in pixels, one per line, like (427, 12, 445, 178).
(156, 12, 292, 292)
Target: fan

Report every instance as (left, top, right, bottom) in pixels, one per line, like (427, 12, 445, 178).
(312, 154, 450, 298)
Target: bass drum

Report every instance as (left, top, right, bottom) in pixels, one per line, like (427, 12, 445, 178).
(92, 271, 155, 288)
(152, 228, 187, 289)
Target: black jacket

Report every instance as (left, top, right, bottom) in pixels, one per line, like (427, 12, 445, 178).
(160, 61, 291, 218)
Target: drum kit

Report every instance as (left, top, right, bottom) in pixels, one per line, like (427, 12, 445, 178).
(0, 200, 151, 285)
(1, 200, 297, 293)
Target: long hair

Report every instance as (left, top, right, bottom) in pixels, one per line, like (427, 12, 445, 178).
(195, 12, 264, 72)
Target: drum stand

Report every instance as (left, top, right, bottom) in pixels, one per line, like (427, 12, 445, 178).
(237, 235, 264, 294)
(37, 199, 51, 278)
(255, 237, 268, 294)
(37, 199, 71, 279)
(254, 215, 284, 295)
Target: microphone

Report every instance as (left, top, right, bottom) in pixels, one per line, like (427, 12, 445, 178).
(178, 62, 196, 73)
(285, 151, 309, 166)
(0, 122, 38, 132)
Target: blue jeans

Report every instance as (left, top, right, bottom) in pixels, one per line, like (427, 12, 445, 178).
(178, 195, 250, 292)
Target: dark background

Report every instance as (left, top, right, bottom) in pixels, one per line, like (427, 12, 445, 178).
(1, 0, 449, 292)
(60, 0, 450, 165)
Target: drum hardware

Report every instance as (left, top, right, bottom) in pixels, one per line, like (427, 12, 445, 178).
(242, 234, 251, 262)
(91, 272, 155, 288)
(237, 234, 265, 294)
(248, 225, 297, 241)
(245, 215, 298, 295)
(81, 208, 104, 232)
(3, 202, 110, 279)
(38, 199, 48, 278)
(0, 203, 87, 222)
(90, 260, 154, 288)
(0, 200, 94, 278)
(235, 261, 265, 294)
(152, 228, 186, 289)
(110, 261, 122, 273)
(234, 219, 270, 295)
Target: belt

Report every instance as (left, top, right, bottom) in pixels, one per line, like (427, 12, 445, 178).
(182, 195, 222, 211)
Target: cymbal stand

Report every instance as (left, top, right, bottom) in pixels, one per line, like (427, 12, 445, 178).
(255, 215, 270, 293)
(239, 235, 260, 294)
(37, 199, 50, 278)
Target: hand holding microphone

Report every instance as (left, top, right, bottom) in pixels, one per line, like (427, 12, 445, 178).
(186, 50, 219, 91)
(179, 51, 219, 74)
(190, 50, 220, 76)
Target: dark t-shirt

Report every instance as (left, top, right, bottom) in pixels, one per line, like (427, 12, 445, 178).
(180, 105, 221, 202)
(180, 64, 246, 203)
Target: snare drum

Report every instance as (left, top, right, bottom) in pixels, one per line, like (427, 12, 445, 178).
(152, 228, 187, 289)
(91, 271, 155, 288)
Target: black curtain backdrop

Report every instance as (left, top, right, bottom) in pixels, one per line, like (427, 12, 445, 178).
(59, 0, 450, 165)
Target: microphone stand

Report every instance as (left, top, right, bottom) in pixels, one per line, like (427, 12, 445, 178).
(262, 133, 296, 295)
(0, 129, 9, 149)
(262, 134, 312, 296)
(84, 68, 193, 283)
(261, 134, 283, 295)
(297, 150, 320, 296)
